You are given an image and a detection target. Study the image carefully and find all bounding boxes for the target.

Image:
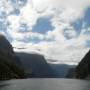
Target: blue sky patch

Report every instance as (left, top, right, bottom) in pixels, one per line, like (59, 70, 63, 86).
(84, 7, 90, 28)
(22, 35, 55, 44)
(71, 7, 90, 37)
(11, 0, 27, 8)
(21, 36, 42, 44)
(0, 11, 7, 32)
(86, 40, 90, 47)
(32, 17, 54, 34)
(63, 28, 76, 39)
(71, 19, 83, 36)
(0, 11, 7, 19)
(0, 22, 7, 31)
(29, 37, 42, 44)
(10, 8, 20, 16)
(19, 23, 29, 33)
(84, 28, 90, 35)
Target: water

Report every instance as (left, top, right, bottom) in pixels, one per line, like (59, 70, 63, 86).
(0, 79, 90, 90)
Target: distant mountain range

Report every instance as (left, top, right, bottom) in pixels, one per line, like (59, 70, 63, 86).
(16, 52, 76, 78)
(50, 64, 76, 78)
(16, 52, 57, 78)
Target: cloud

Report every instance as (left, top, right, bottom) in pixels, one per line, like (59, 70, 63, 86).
(0, 0, 90, 64)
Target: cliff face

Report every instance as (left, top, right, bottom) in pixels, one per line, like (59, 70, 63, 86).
(0, 35, 25, 80)
(75, 50, 90, 79)
(16, 52, 56, 78)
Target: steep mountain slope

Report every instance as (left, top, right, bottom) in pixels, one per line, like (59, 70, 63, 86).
(16, 52, 56, 78)
(75, 50, 90, 79)
(0, 35, 25, 80)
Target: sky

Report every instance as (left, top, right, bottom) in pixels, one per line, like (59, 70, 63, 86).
(0, 0, 90, 64)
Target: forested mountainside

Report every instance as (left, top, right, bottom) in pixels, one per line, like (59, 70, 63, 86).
(75, 50, 90, 79)
(0, 35, 25, 80)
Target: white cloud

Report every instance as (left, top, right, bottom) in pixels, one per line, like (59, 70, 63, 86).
(0, 0, 90, 64)
(33, 0, 90, 22)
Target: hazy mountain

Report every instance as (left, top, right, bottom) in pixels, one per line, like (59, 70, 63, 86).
(50, 64, 76, 78)
(16, 52, 56, 78)
(0, 35, 25, 80)
(75, 50, 90, 79)
(66, 68, 75, 78)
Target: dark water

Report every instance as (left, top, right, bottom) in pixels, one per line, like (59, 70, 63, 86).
(0, 79, 90, 90)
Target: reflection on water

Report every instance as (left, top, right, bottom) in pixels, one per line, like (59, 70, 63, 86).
(0, 79, 90, 90)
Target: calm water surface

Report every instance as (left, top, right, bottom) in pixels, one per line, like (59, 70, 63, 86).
(0, 79, 90, 90)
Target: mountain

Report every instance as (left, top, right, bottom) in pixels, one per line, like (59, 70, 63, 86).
(50, 64, 76, 78)
(16, 52, 57, 78)
(66, 68, 75, 78)
(0, 35, 25, 80)
(75, 50, 90, 79)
